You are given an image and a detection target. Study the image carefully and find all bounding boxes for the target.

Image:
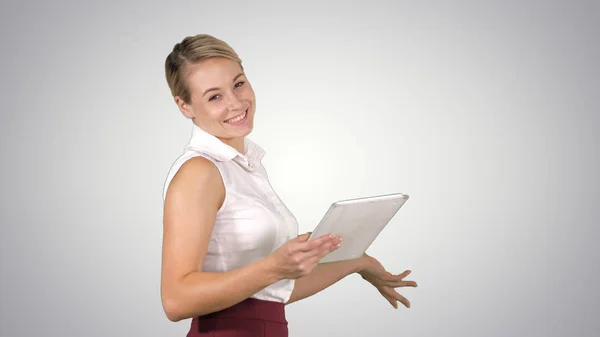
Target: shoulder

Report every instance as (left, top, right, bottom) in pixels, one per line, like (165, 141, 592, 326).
(176, 155, 219, 178)
(165, 155, 225, 206)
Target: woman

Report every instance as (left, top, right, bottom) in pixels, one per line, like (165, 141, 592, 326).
(161, 33, 417, 336)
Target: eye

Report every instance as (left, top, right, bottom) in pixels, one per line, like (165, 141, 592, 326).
(234, 81, 245, 88)
(208, 94, 221, 101)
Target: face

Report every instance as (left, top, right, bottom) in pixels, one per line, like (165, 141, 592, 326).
(175, 57, 255, 148)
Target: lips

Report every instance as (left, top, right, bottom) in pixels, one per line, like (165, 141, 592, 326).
(224, 109, 248, 124)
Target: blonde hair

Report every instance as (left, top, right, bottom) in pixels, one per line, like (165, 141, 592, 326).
(165, 34, 243, 104)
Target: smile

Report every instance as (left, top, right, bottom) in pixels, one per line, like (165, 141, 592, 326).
(224, 109, 248, 124)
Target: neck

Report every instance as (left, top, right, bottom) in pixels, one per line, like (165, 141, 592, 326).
(192, 121, 246, 154)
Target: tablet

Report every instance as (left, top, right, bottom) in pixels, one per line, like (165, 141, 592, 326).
(308, 193, 409, 263)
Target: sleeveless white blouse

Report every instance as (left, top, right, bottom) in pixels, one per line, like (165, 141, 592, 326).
(162, 124, 299, 303)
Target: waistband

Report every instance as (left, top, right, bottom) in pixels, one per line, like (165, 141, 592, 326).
(197, 298, 287, 324)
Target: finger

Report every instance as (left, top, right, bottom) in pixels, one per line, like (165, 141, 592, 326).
(301, 238, 340, 262)
(385, 294, 398, 309)
(395, 280, 418, 288)
(381, 270, 414, 283)
(378, 289, 398, 309)
(297, 253, 328, 275)
(318, 236, 342, 254)
(390, 289, 410, 308)
(305, 254, 323, 269)
(381, 270, 410, 281)
(299, 234, 339, 252)
(293, 232, 312, 242)
(383, 278, 418, 288)
(318, 240, 341, 259)
(289, 233, 327, 253)
(294, 249, 324, 265)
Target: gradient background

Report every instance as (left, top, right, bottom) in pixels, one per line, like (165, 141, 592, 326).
(1, 1, 599, 336)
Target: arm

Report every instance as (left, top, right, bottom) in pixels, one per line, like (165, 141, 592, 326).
(286, 253, 418, 309)
(286, 256, 367, 304)
(161, 157, 282, 322)
(160, 157, 339, 322)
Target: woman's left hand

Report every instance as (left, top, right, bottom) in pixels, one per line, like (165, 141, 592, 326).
(357, 253, 417, 309)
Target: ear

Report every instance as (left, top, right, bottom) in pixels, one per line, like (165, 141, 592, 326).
(174, 96, 195, 120)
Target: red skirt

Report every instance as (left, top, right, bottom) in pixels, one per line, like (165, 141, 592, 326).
(187, 298, 288, 337)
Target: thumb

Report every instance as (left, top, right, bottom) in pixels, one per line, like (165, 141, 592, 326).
(295, 232, 312, 241)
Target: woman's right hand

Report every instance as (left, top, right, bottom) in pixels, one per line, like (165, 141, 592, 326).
(268, 232, 342, 279)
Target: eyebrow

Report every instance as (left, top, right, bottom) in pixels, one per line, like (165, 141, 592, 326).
(202, 73, 245, 98)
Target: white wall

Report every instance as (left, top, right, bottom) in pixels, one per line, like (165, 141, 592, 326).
(1, 1, 599, 336)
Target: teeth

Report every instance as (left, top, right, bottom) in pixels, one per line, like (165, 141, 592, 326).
(226, 111, 246, 123)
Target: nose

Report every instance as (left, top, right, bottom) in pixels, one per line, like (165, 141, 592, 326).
(227, 93, 245, 111)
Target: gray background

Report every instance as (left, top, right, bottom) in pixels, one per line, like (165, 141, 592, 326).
(1, 0, 599, 336)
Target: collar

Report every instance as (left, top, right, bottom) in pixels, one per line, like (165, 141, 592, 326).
(184, 123, 265, 170)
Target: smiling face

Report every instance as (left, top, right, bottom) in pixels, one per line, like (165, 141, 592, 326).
(175, 57, 255, 151)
